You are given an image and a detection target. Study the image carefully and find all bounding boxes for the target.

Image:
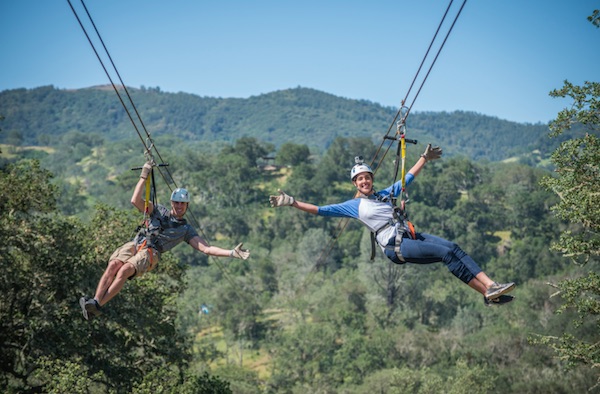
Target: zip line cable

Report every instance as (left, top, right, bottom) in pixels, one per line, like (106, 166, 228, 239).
(67, 0, 252, 298)
(372, 0, 467, 172)
(66, 0, 173, 188)
(302, 0, 468, 290)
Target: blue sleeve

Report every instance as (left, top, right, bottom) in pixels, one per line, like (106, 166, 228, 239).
(377, 172, 415, 197)
(405, 172, 415, 188)
(317, 199, 361, 219)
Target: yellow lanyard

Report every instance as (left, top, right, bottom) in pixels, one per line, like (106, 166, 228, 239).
(144, 174, 151, 227)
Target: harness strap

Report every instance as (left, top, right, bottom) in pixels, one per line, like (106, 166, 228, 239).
(369, 221, 393, 261)
(370, 218, 416, 261)
(136, 239, 155, 270)
(394, 222, 406, 262)
(369, 232, 376, 260)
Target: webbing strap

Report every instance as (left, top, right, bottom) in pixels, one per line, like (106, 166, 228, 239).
(370, 232, 376, 260)
(370, 222, 404, 262)
(136, 239, 158, 274)
(143, 174, 151, 228)
(394, 223, 406, 262)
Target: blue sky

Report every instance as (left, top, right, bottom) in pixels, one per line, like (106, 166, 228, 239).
(1, 0, 598, 124)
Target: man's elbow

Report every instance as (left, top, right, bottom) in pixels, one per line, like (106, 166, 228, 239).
(130, 200, 143, 212)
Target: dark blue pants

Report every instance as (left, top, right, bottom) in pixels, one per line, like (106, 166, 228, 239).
(384, 232, 482, 284)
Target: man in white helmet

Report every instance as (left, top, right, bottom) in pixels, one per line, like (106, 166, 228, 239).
(269, 144, 515, 306)
(80, 162, 250, 320)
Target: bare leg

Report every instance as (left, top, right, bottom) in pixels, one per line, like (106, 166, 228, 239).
(94, 259, 124, 304)
(97, 262, 136, 306)
(94, 260, 135, 306)
(468, 272, 495, 295)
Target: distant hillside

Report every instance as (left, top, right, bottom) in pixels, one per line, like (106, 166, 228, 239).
(0, 85, 555, 161)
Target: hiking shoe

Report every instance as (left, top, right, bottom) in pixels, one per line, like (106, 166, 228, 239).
(79, 296, 91, 320)
(80, 296, 102, 321)
(484, 294, 515, 307)
(485, 282, 515, 300)
(85, 298, 102, 317)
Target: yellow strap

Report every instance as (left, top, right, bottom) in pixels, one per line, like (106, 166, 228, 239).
(144, 173, 151, 224)
(400, 133, 406, 191)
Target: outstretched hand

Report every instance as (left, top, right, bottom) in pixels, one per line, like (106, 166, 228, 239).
(269, 189, 295, 208)
(231, 243, 250, 260)
(422, 144, 442, 161)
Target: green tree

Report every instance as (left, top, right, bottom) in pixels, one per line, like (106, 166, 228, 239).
(268, 321, 338, 390)
(0, 159, 201, 393)
(132, 370, 232, 394)
(534, 74, 600, 390)
(275, 142, 311, 166)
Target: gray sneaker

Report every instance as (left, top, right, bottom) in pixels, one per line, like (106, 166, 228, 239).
(79, 296, 102, 320)
(484, 294, 514, 307)
(79, 296, 91, 320)
(485, 282, 515, 300)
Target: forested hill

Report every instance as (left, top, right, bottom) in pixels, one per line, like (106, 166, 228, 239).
(0, 85, 554, 161)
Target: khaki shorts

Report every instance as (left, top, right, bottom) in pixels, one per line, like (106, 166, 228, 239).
(109, 241, 160, 278)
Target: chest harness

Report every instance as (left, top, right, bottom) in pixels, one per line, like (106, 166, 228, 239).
(366, 192, 416, 263)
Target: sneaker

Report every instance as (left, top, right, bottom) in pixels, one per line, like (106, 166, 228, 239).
(485, 282, 515, 300)
(80, 296, 102, 320)
(86, 298, 102, 317)
(484, 294, 515, 307)
(79, 296, 91, 321)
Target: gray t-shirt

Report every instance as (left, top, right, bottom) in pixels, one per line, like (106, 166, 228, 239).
(134, 204, 198, 253)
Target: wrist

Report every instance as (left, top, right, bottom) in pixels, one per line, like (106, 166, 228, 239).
(420, 154, 428, 162)
(230, 249, 234, 257)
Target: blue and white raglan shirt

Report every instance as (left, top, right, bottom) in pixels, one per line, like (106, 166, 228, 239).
(317, 173, 415, 249)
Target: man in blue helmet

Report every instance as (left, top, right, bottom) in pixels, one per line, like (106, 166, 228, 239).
(269, 144, 515, 306)
(80, 162, 250, 320)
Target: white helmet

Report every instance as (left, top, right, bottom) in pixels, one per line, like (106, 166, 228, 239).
(170, 188, 190, 202)
(350, 156, 373, 181)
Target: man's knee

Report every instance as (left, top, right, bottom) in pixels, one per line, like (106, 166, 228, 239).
(106, 259, 125, 275)
(115, 262, 136, 280)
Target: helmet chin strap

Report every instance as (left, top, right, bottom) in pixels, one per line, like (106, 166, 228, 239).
(355, 186, 374, 198)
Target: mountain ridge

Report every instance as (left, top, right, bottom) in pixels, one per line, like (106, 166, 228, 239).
(0, 85, 553, 161)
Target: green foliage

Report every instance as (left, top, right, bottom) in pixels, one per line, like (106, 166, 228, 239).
(2, 76, 599, 392)
(30, 357, 111, 394)
(274, 142, 311, 166)
(589, 9, 600, 28)
(0, 160, 92, 392)
(0, 160, 198, 393)
(132, 369, 232, 394)
(535, 77, 600, 390)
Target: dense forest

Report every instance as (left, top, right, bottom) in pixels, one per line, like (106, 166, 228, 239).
(0, 79, 598, 393)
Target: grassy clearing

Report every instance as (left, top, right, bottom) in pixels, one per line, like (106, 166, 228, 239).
(0, 144, 55, 158)
(192, 308, 297, 379)
(494, 230, 511, 242)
